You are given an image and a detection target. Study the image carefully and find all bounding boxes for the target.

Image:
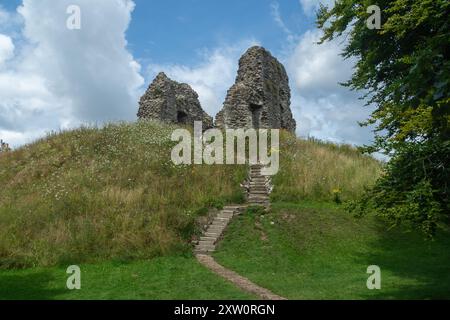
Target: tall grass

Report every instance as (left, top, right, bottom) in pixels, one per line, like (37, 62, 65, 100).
(272, 131, 381, 202)
(0, 124, 381, 268)
(0, 121, 246, 268)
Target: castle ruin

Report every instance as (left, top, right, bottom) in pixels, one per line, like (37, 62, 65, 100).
(137, 72, 213, 129)
(138, 46, 296, 133)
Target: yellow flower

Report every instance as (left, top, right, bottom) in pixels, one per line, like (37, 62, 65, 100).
(270, 147, 280, 153)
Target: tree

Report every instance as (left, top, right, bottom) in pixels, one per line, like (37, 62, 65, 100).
(317, 0, 449, 236)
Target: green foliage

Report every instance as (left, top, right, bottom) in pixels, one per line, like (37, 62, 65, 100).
(348, 139, 450, 236)
(317, 0, 450, 235)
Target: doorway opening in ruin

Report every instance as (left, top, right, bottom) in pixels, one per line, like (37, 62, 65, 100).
(177, 111, 188, 124)
(250, 104, 262, 129)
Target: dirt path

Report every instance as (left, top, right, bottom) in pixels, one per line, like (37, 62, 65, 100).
(196, 254, 286, 300)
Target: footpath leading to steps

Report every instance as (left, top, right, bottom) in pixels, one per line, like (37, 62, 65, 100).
(193, 164, 286, 300)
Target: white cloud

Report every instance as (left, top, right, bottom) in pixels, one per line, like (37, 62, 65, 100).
(299, 0, 335, 15)
(147, 40, 259, 117)
(0, 0, 144, 147)
(270, 2, 294, 43)
(289, 30, 353, 95)
(286, 29, 374, 145)
(0, 34, 14, 65)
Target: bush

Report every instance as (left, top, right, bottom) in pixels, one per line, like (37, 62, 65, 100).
(348, 139, 450, 237)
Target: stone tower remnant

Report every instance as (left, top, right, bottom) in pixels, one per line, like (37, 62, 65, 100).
(215, 46, 296, 132)
(137, 72, 213, 128)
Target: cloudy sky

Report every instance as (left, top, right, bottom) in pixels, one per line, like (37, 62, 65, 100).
(0, 0, 375, 148)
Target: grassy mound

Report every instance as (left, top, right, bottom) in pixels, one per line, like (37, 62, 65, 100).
(0, 124, 381, 269)
(214, 202, 450, 299)
(0, 121, 246, 268)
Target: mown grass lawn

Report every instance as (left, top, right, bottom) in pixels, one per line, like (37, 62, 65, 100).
(0, 256, 255, 300)
(213, 201, 450, 300)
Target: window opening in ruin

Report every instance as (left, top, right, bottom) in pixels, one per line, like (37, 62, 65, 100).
(250, 104, 262, 129)
(177, 111, 188, 124)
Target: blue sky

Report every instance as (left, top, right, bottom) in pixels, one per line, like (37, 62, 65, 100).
(0, 0, 376, 149)
(1, 0, 314, 68)
(126, 0, 314, 65)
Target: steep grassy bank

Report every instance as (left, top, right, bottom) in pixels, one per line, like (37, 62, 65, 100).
(272, 132, 381, 202)
(0, 121, 246, 268)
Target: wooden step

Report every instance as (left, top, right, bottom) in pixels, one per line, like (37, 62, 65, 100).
(209, 221, 227, 226)
(207, 226, 225, 233)
(195, 247, 215, 253)
(219, 210, 234, 215)
(218, 211, 234, 215)
(193, 165, 273, 256)
(198, 240, 215, 246)
(205, 232, 220, 237)
(200, 236, 216, 242)
(216, 216, 233, 221)
(223, 205, 241, 210)
(195, 246, 215, 251)
(212, 218, 229, 224)
(195, 244, 215, 250)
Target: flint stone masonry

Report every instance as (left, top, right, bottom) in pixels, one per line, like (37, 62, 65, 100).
(215, 46, 296, 132)
(137, 72, 213, 128)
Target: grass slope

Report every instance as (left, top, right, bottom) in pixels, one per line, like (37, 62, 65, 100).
(273, 132, 381, 202)
(0, 121, 246, 268)
(213, 202, 450, 299)
(0, 256, 255, 300)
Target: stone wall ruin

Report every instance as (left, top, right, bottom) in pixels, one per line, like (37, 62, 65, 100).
(137, 72, 213, 129)
(137, 46, 296, 133)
